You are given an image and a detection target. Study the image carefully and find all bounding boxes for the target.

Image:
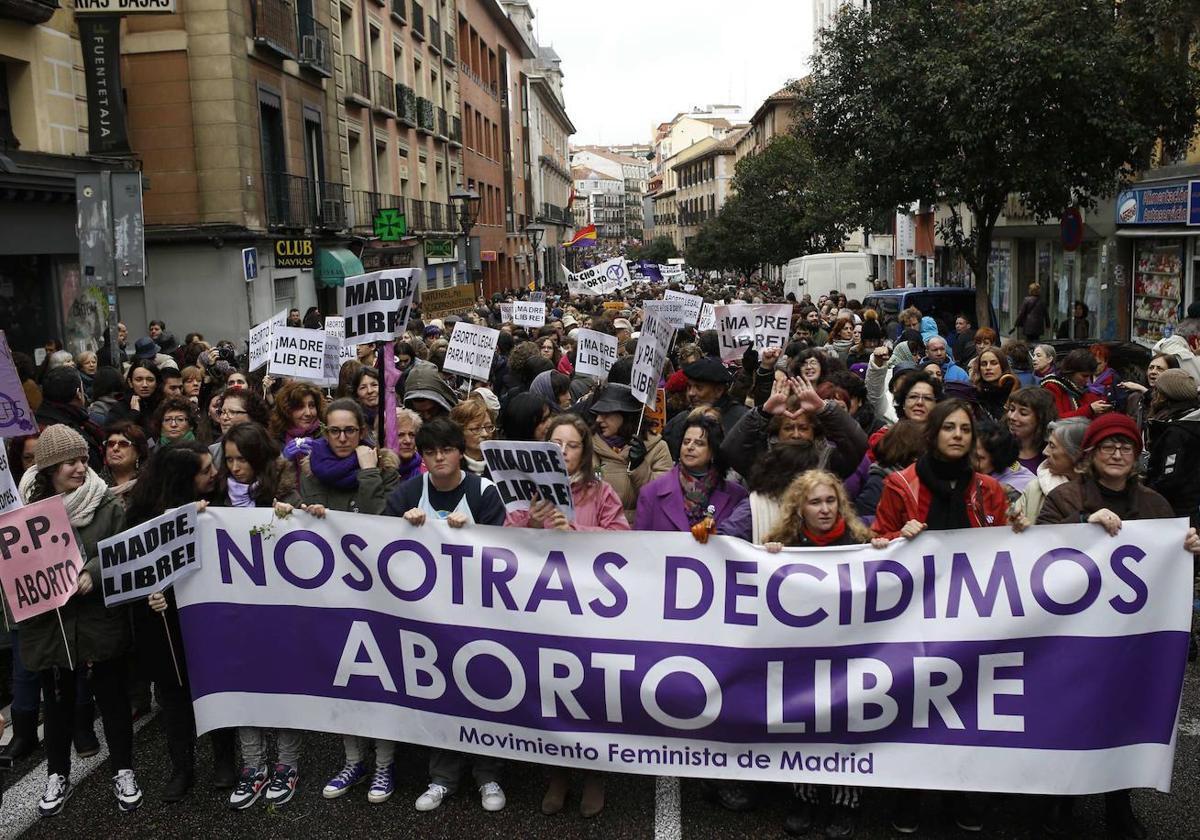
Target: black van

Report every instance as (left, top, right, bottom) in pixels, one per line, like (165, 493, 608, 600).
(862, 287, 998, 338)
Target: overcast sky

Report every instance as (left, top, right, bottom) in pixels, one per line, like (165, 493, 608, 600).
(530, 0, 815, 146)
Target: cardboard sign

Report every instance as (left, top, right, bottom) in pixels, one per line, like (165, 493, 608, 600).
(0, 496, 84, 622)
(715, 304, 791, 362)
(0, 331, 35, 437)
(499, 303, 514, 324)
(643, 298, 685, 329)
(422, 284, 478, 320)
(630, 313, 674, 406)
(248, 310, 287, 372)
(99, 504, 199, 607)
(698, 302, 717, 331)
(443, 322, 499, 382)
(342, 268, 419, 344)
(480, 441, 575, 520)
(574, 329, 619, 379)
(664, 290, 704, 327)
(268, 326, 327, 381)
(513, 301, 546, 328)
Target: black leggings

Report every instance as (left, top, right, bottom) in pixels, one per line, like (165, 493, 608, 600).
(41, 659, 133, 777)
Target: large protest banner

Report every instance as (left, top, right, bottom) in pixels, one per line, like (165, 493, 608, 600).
(715, 304, 791, 362)
(480, 440, 574, 519)
(0, 496, 84, 622)
(179, 514, 1191, 794)
(574, 329, 618, 379)
(342, 268, 419, 344)
(99, 504, 199, 607)
(443, 322, 499, 382)
(565, 258, 632, 297)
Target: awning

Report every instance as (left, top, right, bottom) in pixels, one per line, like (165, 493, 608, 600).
(318, 247, 364, 288)
(1115, 227, 1200, 238)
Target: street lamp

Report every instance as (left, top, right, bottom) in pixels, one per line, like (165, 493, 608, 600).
(450, 185, 481, 288)
(525, 222, 547, 291)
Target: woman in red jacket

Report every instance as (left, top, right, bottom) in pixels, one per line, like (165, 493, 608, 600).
(871, 398, 1008, 835)
(1039, 348, 1112, 419)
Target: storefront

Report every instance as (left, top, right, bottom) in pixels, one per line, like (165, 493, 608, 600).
(1115, 179, 1200, 347)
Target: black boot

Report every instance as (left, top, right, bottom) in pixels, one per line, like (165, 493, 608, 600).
(783, 798, 814, 835)
(162, 769, 194, 803)
(1105, 790, 1148, 840)
(73, 703, 100, 758)
(1, 710, 39, 761)
(210, 729, 237, 789)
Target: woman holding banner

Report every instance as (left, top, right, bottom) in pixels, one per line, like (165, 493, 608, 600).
(131, 442, 237, 802)
(590, 383, 672, 525)
(18, 425, 139, 817)
(1032, 411, 1200, 839)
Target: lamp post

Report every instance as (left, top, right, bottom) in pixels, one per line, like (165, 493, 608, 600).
(450, 185, 481, 290)
(525, 222, 546, 291)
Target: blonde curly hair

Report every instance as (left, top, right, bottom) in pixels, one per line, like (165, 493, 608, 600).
(765, 469, 874, 545)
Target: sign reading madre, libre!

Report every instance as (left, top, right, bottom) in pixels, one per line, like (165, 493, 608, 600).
(480, 440, 575, 520)
(269, 327, 326, 381)
(99, 504, 199, 607)
(512, 301, 546, 328)
(574, 329, 618, 378)
(443, 322, 500, 382)
(715, 304, 791, 362)
(342, 268, 419, 344)
(0, 496, 84, 622)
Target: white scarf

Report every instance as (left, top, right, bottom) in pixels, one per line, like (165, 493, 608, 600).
(20, 466, 110, 527)
(1036, 460, 1070, 498)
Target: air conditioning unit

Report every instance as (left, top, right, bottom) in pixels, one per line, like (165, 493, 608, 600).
(301, 35, 326, 67)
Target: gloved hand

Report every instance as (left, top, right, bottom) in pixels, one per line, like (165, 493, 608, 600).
(283, 437, 314, 461)
(627, 436, 647, 471)
(741, 346, 759, 373)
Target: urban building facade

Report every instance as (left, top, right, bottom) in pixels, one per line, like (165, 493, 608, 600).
(672, 133, 738, 251)
(570, 146, 648, 241)
(571, 166, 623, 242)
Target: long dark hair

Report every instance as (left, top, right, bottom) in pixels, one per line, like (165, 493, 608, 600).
(218, 422, 283, 505)
(125, 440, 214, 526)
(681, 414, 729, 481)
(501, 393, 551, 441)
(925, 398, 976, 460)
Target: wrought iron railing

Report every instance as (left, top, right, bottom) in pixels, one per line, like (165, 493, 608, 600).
(253, 0, 298, 58)
(417, 97, 435, 133)
(344, 55, 370, 104)
(264, 173, 346, 230)
(297, 15, 331, 76)
(373, 71, 395, 114)
(396, 83, 418, 126)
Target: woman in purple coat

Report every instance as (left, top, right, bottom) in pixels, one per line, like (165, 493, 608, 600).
(634, 413, 748, 535)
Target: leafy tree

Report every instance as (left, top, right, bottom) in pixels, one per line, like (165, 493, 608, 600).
(687, 194, 761, 279)
(628, 236, 678, 264)
(801, 0, 1200, 326)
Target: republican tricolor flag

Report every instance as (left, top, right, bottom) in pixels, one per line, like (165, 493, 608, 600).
(566, 224, 598, 248)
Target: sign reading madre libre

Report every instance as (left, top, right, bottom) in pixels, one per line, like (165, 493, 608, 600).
(342, 268, 419, 344)
(480, 440, 575, 520)
(99, 504, 199, 607)
(715, 304, 791, 362)
(268, 327, 326, 381)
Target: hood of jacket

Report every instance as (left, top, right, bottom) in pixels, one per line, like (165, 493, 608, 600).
(402, 361, 459, 412)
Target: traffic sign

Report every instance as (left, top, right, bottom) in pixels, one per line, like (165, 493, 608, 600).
(1061, 207, 1084, 252)
(373, 208, 407, 241)
(242, 247, 258, 281)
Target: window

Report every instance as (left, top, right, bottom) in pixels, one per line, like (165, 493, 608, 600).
(0, 64, 18, 149)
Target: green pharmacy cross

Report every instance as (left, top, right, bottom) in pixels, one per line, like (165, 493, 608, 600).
(373, 208, 407, 241)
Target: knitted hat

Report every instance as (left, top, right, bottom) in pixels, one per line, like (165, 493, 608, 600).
(1081, 412, 1141, 456)
(33, 424, 89, 469)
(860, 318, 885, 342)
(1154, 368, 1197, 403)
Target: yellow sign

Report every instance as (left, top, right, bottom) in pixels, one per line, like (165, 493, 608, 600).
(422, 284, 479, 320)
(275, 239, 314, 269)
(644, 387, 666, 435)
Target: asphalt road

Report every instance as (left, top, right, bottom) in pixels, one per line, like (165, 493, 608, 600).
(3, 666, 1198, 839)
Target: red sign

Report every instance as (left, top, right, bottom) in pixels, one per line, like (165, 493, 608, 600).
(481, 250, 498, 262)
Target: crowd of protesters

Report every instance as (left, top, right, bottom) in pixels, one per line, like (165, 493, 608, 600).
(1, 279, 1198, 840)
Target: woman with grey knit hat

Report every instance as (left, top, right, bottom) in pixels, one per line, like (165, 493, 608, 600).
(17, 424, 140, 818)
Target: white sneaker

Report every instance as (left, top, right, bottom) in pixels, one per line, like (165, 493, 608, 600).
(113, 768, 143, 812)
(37, 773, 72, 818)
(415, 782, 449, 811)
(479, 781, 506, 812)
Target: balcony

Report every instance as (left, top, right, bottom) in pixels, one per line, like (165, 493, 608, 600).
(264, 173, 346, 231)
(297, 15, 332, 77)
(344, 56, 370, 106)
(253, 0, 298, 59)
(416, 97, 435, 135)
(373, 71, 396, 115)
(428, 18, 441, 54)
(435, 106, 448, 141)
(396, 84, 418, 127)
(449, 115, 462, 147)
(539, 202, 572, 225)
(428, 201, 445, 231)
(409, 199, 428, 231)
(443, 33, 456, 65)
(411, 0, 425, 39)
(389, 0, 406, 22)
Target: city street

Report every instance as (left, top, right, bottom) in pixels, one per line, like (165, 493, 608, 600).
(2, 665, 1197, 839)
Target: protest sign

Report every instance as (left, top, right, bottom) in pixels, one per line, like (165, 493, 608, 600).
(480, 440, 574, 519)
(565, 257, 632, 296)
(179, 514, 1191, 795)
(99, 504, 198, 607)
(324, 315, 344, 340)
(512, 301, 546, 328)
(499, 303, 514, 324)
(422, 284, 477, 320)
(249, 310, 289, 372)
(630, 313, 674, 406)
(0, 331, 35, 437)
(698, 302, 717, 331)
(268, 327, 326, 381)
(644, 387, 666, 435)
(342, 268, 419, 344)
(664, 290, 703, 327)
(529, 291, 545, 303)
(0, 447, 22, 515)
(642, 298, 685, 329)
(715, 304, 791, 362)
(443, 322, 499, 382)
(0, 496, 83, 623)
(574, 329, 618, 379)
(659, 264, 685, 282)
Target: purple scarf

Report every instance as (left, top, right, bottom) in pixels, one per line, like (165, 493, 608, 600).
(397, 452, 426, 482)
(309, 438, 360, 490)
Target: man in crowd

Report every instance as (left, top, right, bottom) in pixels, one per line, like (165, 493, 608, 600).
(148, 319, 178, 355)
(923, 335, 970, 383)
(661, 357, 750, 459)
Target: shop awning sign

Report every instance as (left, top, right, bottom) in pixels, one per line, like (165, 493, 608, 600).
(1189, 181, 1200, 227)
(75, 0, 176, 13)
(1116, 183, 1196, 226)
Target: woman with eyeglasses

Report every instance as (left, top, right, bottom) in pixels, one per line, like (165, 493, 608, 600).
(1034, 412, 1200, 838)
(151, 396, 200, 446)
(100, 421, 148, 505)
(277, 399, 400, 807)
(450, 398, 495, 476)
(208, 387, 271, 471)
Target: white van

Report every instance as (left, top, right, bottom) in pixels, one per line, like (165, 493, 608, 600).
(783, 253, 872, 303)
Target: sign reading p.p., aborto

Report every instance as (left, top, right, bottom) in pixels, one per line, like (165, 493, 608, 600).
(443, 322, 499, 382)
(268, 327, 326, 381)
(99, 504, 199, 607)
(0, 496, 84, 622)
(575, 329, 618, 378)
(342, 268, 419, 344)
(480, 440, 575, 520)
(715, 304, 791, 362)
